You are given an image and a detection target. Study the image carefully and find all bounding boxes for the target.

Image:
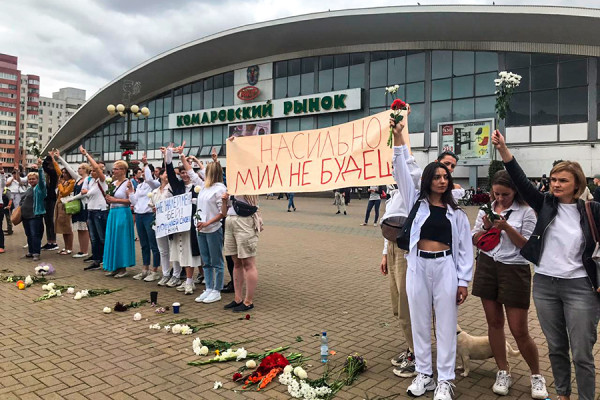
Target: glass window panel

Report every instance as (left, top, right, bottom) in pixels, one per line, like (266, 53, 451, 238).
(559, 86, 588, 124)
(506, 52, 530, 69)
(432, 51, 452, 79)
(513, 67, 530, 93)
(163, 117, 169, 131)
(369, 88, 387, 108)
(275, 77, 287, 98)
(406, 82, 425, 103)
(317, 114, 333, 128)
(531, 64, 557, 90)
(475, 52, 498, 73)
(453, 75, 474, 99)
(182, 129, 192, 148)
(333, 67, 349, 90)
(287, 118, 300, 132)
(275, 61, 287, 78)
(174, 88, 183, 96)
(213, 88, 223, 107)
(475, 72, 497, 96)
(148, 100, 156, 116)
(288, 59, 301, 76)
(116, 121, 123, 134)
(532, 90, 558, 125)
(224, 72, 234, 87)
(173, 95, 183, 113)
(191, 128, 201, 146)
(213, 74, 224, 89)
(154, 98, 163, 117)
(388, 55, 406, 85)
(349, 64, 365, 89)
(453, 51, 474, 76)
(350, 53, 366, 65)
(453, 98, 474, 121)
(432, 79, 451, 101)
(431, 101, 452, 131)
(302, 57, 316, 73)
(475, 96, 496, 119)
(192, 92, 201, 110)
(203, 90, 213, 108)
(300, 116, 314, 130)
(137, 132, 147, 150)
(172, 130, 182, 146)
(370, 59, 387, 87)
(371, 51, 387, 61)
(559, 60, 587, 87)
(320, 56, 333, 70)
(155, 117, 163, 130)
(148, 131, 158, 149)
(163, 96, 172, 114)
(334, 54, 349, 68)
(408, 103, 424, 134)
(203, 128, 212, 145)
(272, 119, 286, 133)
(288, 75, 300, 97)
(506, 92, 530, 127)
(332, 112, 349, 126)
(406, 52, 425, 82)
(192, 82, 202, 92)
(301, 72, 315, 94)
(203, 77, 213, 90)
(532, 53, 558, 65)
(183, 84, 192, 95)
(182, 94, 192, 112)
(223, 87, 234, 106)
(318, 70, 333, 92)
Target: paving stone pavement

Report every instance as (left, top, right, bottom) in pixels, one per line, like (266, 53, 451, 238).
(0, 196, 598, 399)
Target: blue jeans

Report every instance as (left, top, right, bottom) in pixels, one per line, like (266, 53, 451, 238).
(198, 228, 224, 291)
(23, 216, 43, 255)
(88, 210, 108, 262)
(288, 193, 295, 210)
(136, 212, 159, 267)
(533, 273, 600, 399)
(364, 199, 381, 223)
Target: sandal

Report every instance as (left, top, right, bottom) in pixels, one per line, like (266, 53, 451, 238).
(59, 249, 72, 255)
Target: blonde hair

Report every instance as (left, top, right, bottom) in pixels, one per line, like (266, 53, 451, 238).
(204, 162, 223, 188)
(79, 163, 92, 174)
(550, 161, 587, 199)
(27, 171, 39, 180)
(113, 160, 129, 171)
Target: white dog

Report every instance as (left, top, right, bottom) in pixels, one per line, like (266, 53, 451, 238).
(456, 325, 520, 377)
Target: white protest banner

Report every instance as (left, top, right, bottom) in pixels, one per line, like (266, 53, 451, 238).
(154, 192, 193, 239)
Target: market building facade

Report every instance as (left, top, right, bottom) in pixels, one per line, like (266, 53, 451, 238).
(45, 5, 600, 185)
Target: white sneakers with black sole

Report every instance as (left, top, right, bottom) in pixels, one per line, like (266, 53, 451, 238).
(407, 373, 436, 397)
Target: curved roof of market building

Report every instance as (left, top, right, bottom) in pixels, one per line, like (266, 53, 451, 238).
(46, 4, 600, 152)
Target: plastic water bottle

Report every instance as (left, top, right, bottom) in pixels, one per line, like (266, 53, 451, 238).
(320, 332, 328, 363)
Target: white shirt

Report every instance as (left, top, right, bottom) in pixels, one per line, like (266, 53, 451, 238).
(83, 178, 108, 211)
(197, 182, 226, 233)
(472, 200, 536, 264)
(129, 166, 156, 214)
(537, 203, 587, 279)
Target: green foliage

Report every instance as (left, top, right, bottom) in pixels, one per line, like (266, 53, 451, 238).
(487, 160, 504, 190)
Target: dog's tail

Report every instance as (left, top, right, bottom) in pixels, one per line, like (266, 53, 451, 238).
(506, 342, 520, 357)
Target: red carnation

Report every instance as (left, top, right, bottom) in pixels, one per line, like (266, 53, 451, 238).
(232, 372, 243, 382)
(245, 314, 251, 320)
(391, 99, 407, 111)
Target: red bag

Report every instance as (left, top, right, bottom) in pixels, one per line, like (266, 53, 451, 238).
(476, 228, 502, 251)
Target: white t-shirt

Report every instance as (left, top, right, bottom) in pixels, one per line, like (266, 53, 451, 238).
(537, 203, 587, 279)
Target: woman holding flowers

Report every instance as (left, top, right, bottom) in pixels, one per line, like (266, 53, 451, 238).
(20, 158, 46, 261)
(492, 130, 600, 400)
(390, 118, 472, 400)
(194, 161, 227, 304)
(103, 160, 136, 278)
(471, 170, 547, 398)
(51, 151, 75, 255)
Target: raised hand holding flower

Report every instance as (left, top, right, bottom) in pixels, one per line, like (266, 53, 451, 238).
(385, 85, 408, 148)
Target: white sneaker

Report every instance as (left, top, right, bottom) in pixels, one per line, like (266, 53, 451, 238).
(373, 223, 378, 227)
(105, 270, 117, 277)
(433, 380, 455, 400)
(203, 290, 221, 303)
(530, 375, 548, 399)
(157, 275, 170, 286)
(144, 271, 160, 282)
(72, 252, 88, 258)
(184, 282, 194, 295)
(492, 370, 512, 396)
(114, 270, 128, 278)
(407, 373, 436, 397)
(133, 270, 149, 280)
(166, 276, 181, 287)
(177, 282, 195, 292)
(195, 290, 212, 303)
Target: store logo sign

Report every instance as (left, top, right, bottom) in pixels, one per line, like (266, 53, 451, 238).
(237, 86, 260, 101)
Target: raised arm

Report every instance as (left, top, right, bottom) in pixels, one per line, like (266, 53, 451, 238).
(492, 130, 544, 212)
(163, 147, 183, 193)
(79, 146, 105, 182)
(390, 118, 420, 206)
(56, 150, 80, 180)
(141, 153, 159, 189)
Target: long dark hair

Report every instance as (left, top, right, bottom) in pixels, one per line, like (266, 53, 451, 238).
(490, 170, 525, 205)
(418, 161, 458, 210)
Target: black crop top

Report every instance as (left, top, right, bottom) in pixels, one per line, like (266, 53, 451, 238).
(419, 205, 452, 247)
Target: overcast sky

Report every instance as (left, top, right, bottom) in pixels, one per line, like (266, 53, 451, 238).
(2, 0, 597, 99)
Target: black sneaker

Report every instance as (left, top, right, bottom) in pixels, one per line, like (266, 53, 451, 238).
(46, 244, 59, 251)
(83, 256, 94, 263)
(41, 243, 52, 250)
(222, 281, 234, 293)
(84, 262, 101, 271)
(232, 303, 254, 312)
(224, 300, 242, 309)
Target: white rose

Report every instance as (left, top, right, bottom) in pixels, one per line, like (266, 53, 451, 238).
(67, 287, 75, 294)
(194, 186, 200, 193)
(105, 177, 112, 184)
(147, 193, 153, 198)
(81, 289, 89, 297)
(294, 367, 308, 380)
(171, 324, 182, 334)
(56, 290, 61, 297)
(199, 346, 209, 356)
(133, 312, 142, 321)
(245, 360, 257, 369)
(42, 266, 50, 271)
(180, 325, 192, 335)
(25, 275, 33, 286)
(213, 381, 222, 390)
(47, 282, 55, 288)
(41, 284, 48, 291)
(103, 307, 112, 313)
(283, 365, 293, 374)
(74, 292, 83, 300)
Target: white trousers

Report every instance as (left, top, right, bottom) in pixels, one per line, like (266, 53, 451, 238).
(406, 254, 458, 381)
(156, 236, 171, 276)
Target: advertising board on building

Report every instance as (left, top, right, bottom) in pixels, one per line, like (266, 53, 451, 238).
(438, 118, 495, 166)
(228, 121, 271, 137)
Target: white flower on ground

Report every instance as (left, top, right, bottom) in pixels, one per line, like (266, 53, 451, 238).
(164, 325, 171, 332)
(81, 289, 89, 297)
(192, 338, 202, 355)
(55, 290, 61, 297)
(171, 324, 182, 334)
(180, 325, 193, 335)
(103, 307, 111, 313)
(47, 282, 55, 288)
(48, 289, 56, 296)
(133, 312, 142, 321)
(42, 266, 50, 271)
(198, 346, 209, 356)
(24, 275, 33, 286)
(235, 347, 247, 361)
(213, 381, 222, 390)
(293, 366, 308, 380)
(67, 287, 75, 294)
(245, 359, 256, 369)
(41, 284, 48, 291)
(74, 292, 83, 300)
(283, 365, 293, 374)
(149, 323, 161, 330)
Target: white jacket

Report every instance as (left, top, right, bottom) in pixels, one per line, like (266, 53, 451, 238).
(395, 145, 473, 287)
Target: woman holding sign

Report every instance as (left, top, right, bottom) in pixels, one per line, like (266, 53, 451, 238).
(390, 118, 473, 400)
(103, 160, 136, 278)
(163, 143, 203, 295)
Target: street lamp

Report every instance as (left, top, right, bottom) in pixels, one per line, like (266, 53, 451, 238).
(106, 102, 150, 164)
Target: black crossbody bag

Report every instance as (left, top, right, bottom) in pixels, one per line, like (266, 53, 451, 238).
(231, 196, 258, 217)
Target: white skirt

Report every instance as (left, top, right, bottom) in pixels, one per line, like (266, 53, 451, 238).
(168, 232, 202, 267)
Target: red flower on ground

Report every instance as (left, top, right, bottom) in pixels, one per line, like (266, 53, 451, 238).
(245, 314, 251, 320)
(391, 99, 407, 110)
(256, 352, 290, 376)
(232, 372, 243, 382)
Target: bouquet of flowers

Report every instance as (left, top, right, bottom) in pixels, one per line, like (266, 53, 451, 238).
(104, 177, 117, 196)
(479, 203, 501, 222)
(34, 263, 55, 276)
(385, 85, 408, 148)
(27, 139, 42, 158)
(121, 150, 134, 157)
(494, 71, 522, 122)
